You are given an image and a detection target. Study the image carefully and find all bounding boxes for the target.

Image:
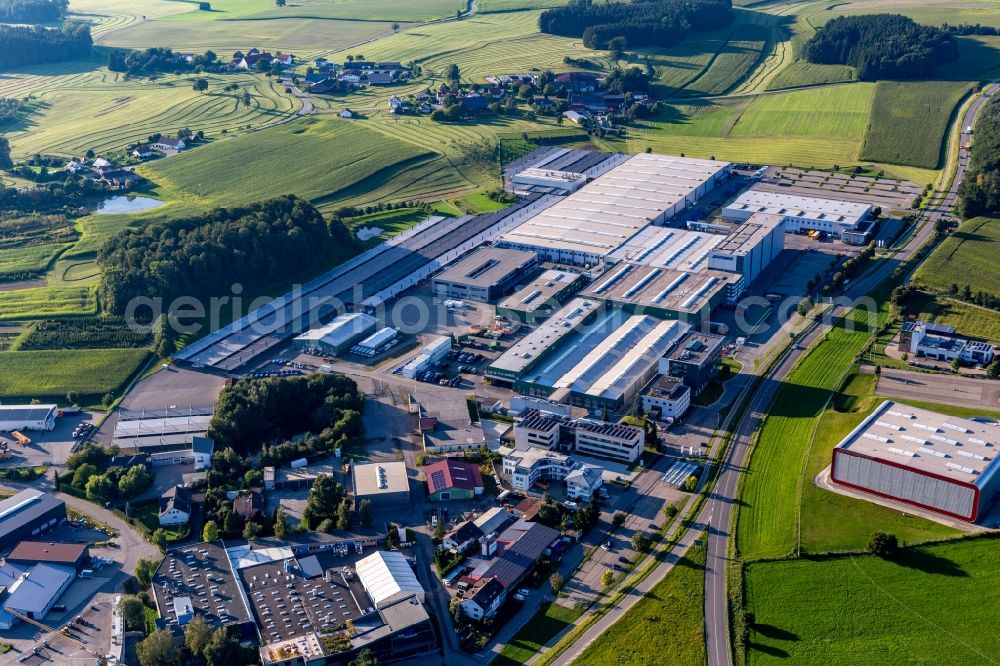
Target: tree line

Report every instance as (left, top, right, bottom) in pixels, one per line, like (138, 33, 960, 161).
(0, 98, 28, 129)
(538, 0, 733, 50)
(958, 95, 1000, 217)
(107, 47, 221, 75)
(97, 196, 355, 317)
(0, 22, 91, 70)
(0, 0, 67, 23)
(804, 14, 958, 81)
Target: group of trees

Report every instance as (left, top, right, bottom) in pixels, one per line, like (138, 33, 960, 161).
(539, 0, 733, 50)
(0, 0, 68, 23)
(958, 96, 1000, 217)
(207, 372, 364, 461)
(107, 47, 219, 75)
(0, 22, 91, 70)
(64, 443, 153, 504)
(804, 14, 958, 81)
(137, 622, 249, 666)
(0, 97, 28, 130)
(97, 196, 354, 317)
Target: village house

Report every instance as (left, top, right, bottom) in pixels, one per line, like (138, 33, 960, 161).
(152, 136, 186, 152)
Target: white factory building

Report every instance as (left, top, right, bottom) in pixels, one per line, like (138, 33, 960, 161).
(831, 400, 1000, 523)
(292, 313, 377, 355)
(498, 153, 731, 266)
(722, 190, 871, 237)
(510, 168, 588, 195)
(0, 405, 57, 432)
(400, 335, 452, 378)
(706, 213, 785, 298)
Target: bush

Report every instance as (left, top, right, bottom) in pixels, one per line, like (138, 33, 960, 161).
(867, 532, 899, 558)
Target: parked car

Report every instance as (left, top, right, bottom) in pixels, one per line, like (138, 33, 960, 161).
(613, 564, 624, 572)
(618, 556, 630, 565)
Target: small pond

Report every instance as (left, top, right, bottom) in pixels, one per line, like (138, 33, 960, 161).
(95, 195, 165, 214)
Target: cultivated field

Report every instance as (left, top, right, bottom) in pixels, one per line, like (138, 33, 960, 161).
(0, 65, 297, 159)
(746, 536, 1000, 665)
(898, 291, 1000, 343)
(0, 286, 96, 320)
(0, 348, 150, 403)
(913, 217, 1000, 296)
(626, 83, 877, 171)
(141, 116, 432, 206)
(79, 0, 461, 55)
(860, 81, 974, 169)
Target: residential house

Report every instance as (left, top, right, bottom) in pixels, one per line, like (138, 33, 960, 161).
(459, 93, 489, 113)
(460, 577, 504, 621)
(233, 491, 264, 523)
(366, 71, 396, 86)
(553, 72, 600, 92)
(339, 108, 354, 118)
(564, 463, 603, 500)
(272, 52, 294, 66)
(158, 485, 192, 526)
(442, 520, 481, 553)
(425, 459, 484, 501)
(131, 144, 153, 158)
(152, 136, 186, 152)
(192, 435, 214, 471)
(65, 161, 82, 173)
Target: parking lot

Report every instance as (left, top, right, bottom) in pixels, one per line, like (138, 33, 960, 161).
(758, 166, 920, 212)
(0, 410, 95, 468)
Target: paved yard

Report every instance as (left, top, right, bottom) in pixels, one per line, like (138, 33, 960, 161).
(875, 367, 1000, 411)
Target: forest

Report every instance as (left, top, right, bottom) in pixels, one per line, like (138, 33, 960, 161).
(804, 14, 958, 81)
(538, 0, 733, 50)
(0, 0, 67, 23)
(0, 98, 28, 129)
(207, 373, 364, 461)
(0, 22, 92, 70)
(958, 96, 1000, 217)
(97, 196, 356, 317)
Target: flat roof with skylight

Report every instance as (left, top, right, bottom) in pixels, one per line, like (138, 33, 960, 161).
(835, 401, 1000, 480)
(581, 263, 730, 318)
(723, 190, 870, 228)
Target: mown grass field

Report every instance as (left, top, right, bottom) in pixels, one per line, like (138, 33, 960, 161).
(627, 83, 876, 170)
(345, 207, 428, 247)
(746, 536, 1000, 665)
(798, 373, 959, 553)
(0, 65, 297, 159)
(572, 543, 707, 666)
(0, 286, 97, 320)
(0, 348, 150, 402)
(860, 81, 974, 169)
(142, 116, 432, 206)
(736, 301, 887, 561)
(493, 603, 584, 666)
(913, 217, 1000, 296)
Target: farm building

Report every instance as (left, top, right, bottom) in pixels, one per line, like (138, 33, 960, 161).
(293, 313, 378, 355)
(831, 400, 1000, 522)
(352, 461, 411, 509)
(432, 247, 538, 302)
(496, 269, 583, 323)
(0, 490, 66, 550)
(425, 459, 484, 501)
(0, 404, 57, 432)
(722, 189, 871, 238)
(498, 153, 731, 266)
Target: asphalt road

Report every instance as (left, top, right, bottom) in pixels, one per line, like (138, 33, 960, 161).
(701, 81, 1000, 666)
